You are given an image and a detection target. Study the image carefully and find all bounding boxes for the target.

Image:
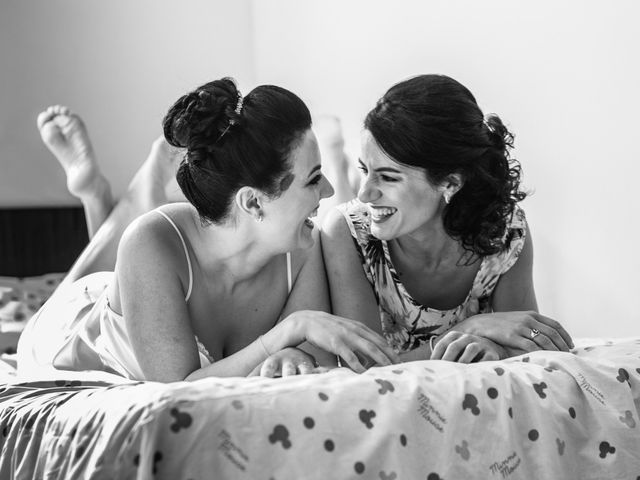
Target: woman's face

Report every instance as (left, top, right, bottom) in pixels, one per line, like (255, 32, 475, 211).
(357, 130, 445, 241)
(263, 129, 334, 250)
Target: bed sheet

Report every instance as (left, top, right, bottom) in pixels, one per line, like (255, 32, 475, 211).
(0, 339, 639, 479)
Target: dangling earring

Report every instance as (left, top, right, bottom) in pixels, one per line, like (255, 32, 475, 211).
(443, 192, 451, 205)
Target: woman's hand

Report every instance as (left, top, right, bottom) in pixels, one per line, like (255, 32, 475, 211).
(430, 331, 505, 362)
(253, 347, 318, 378)
(450, 311, 574, 354)
(278, 311, 400, 373)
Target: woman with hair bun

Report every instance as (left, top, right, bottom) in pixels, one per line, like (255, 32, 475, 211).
(18, 78, 398, 381)
(322, 74, 573, 363)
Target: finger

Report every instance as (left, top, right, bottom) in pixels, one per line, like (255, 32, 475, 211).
(281, 359, 297, 377)
(533, 322, 571, 352)
(337, 348, 366, 373)
(349, 337, 397, 367)
(530, 331, 559, 351)
(248, 362, 263, 377)
(441, 338, 469, 362)
(350, 325, 400, 365)
(312, 366, 331, 374)
(480, 349, 500, 361)
(430, 331, 461, 360)
(345, 321, 400, 363)
(430, 337, 448, 360)
(457, 343, 482, 363)
(531, 313, 574, 348)
(260, 358, 279, 378)
(298, 361, 315, 375)
(513, 334, 542, 353)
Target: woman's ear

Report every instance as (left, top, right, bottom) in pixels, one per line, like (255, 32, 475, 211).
(235, 186, 264, 222)
(441, 173, 464, 204)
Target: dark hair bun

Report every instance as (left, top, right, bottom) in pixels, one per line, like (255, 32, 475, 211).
(161, 78, 312, 225)
(163, 78, 240, 153)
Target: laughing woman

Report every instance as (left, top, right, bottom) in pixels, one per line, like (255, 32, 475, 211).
(322, 74, 573, 363)
(18, 78, 398, 382)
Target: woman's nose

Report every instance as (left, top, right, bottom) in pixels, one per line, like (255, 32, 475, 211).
(320, 175, 335, 200)
(357, 177, 379, 203)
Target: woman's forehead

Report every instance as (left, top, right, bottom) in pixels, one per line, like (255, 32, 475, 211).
(360, 129, 427, 179)
(289, 129, 321, 175)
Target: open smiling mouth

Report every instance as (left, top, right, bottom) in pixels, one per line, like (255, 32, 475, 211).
(370, 206, 397, 223)
(304, 207, 319, 229)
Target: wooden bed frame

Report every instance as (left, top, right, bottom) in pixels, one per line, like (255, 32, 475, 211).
(0, 206, 88, 277)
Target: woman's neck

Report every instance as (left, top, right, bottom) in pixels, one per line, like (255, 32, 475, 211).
(190, 214, 279, 287)
(391, 222, 462, 271)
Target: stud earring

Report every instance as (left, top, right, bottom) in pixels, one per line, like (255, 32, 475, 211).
(443, 192, 451, 205)
(256, 215, 263, 223)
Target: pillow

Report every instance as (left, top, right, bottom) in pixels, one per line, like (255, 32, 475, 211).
(0, 273, 65, 354)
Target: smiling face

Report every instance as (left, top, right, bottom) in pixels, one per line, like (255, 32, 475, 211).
(262, 129, 334, 251)
(357, 130, 446, 241)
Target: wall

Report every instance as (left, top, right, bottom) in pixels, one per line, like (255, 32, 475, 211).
(0, 0, 255, 206)
(251, 0, 640, 338)
(2, 0, 638, 338)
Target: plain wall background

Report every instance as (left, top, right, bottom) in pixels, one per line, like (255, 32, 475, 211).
(0, 0, 256, 205)
(1, 0, 638, 338)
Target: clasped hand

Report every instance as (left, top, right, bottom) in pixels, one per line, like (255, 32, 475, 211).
(254, 311, 400, 377)
(444, 311, 574, 358)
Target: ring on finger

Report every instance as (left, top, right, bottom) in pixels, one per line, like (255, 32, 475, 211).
(529, 328, 541, 339)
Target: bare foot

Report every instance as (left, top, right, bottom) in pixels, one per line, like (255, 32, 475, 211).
(37, 105, 108, 199)
(147, 136, 184, 189)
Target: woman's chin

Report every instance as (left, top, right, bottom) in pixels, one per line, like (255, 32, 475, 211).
(291, 224, 315, 250)
(370, 225, 394, 241)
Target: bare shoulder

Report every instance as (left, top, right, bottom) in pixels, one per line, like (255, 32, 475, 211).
(117, 205, 195, 272)
(321, 205, 350, 238)
(320, 207, 357, 259)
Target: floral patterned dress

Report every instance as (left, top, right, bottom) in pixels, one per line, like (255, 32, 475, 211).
(336, 199, 527, 353)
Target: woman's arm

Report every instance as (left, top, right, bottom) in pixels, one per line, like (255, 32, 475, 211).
(118, 216, 395, 381)
(438, 222, 573, 357)
(491, 219, 538, 312)
(321, 208, 383, 334)
(277, 227, 337, 367)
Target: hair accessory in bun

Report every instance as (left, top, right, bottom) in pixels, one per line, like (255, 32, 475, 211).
(217, 93, 244, 142)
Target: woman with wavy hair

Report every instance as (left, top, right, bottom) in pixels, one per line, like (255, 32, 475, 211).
(322, 74, 573, 363)
(18, 79, 399, 381)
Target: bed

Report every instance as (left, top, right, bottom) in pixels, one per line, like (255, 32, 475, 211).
(0, 207, 639, 479)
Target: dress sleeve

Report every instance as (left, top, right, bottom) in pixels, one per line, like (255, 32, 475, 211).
(335, 200, 376, 285)
(495, 206, 527, 275)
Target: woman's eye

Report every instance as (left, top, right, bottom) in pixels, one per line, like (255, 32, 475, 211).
(308, 175, 322, 186)
(381, 175, 399, 182)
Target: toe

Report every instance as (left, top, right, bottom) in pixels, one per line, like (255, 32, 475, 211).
(37, 110, 56, 130)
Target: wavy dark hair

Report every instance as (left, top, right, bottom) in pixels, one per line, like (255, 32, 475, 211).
(365, 74, 526, 256)
(163, 78, 311, 224)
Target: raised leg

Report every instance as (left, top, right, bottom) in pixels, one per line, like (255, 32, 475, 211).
(63, 136, 183, 283)
(37, 106, 113, 238)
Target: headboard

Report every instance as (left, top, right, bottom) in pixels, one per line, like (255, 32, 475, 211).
(0, 207, 88, 277)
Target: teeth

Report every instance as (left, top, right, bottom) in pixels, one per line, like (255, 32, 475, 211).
(370, 206, 397, 219)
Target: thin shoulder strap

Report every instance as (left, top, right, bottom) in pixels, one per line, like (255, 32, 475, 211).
(155, 210, 193, 302)
(286, 251, 293, 294)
